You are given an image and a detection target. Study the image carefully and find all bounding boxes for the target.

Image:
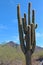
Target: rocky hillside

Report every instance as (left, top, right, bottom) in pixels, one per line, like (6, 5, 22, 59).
(0, 41, 43, 65)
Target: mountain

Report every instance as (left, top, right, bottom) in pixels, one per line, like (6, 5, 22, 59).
(6, 41, 19, 47)
(3, 41, 43, 52)
(35, 46, 43, 53)
(5, 41, 43, 51)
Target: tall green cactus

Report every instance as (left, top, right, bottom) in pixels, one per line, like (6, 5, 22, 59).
(17, 3, 37, 65)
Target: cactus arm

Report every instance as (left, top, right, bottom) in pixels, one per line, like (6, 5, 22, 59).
(31, 10, 36, 54)
(32, 10, 35, 24)
(24, 13, 27, 34)
(26, 25, 31, 51)
(31, 29, 36, 54)
(32, 10, 37, 29)
(22, 18, 26, 33)
(35, 24, 37, 29)
(31, 24, 36, 54)
(31, 24, 35, 45)
(28, 3, 31, 25)
(22, 14, 27, 34)
(17, 5, 26, 54)
(24, 13, 27, 27)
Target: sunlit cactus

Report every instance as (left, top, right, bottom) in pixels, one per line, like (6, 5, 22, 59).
(17, 2, 37, 65)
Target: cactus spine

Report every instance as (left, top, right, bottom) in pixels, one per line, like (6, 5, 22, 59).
(17, 3, 37, 65)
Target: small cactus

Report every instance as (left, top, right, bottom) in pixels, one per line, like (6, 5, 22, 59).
(17, 3, 37, 65)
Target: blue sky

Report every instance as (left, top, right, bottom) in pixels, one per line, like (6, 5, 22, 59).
(0, 0, 43, 47)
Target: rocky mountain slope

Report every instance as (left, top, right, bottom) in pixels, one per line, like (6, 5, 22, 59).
(0, 41, 43, 65)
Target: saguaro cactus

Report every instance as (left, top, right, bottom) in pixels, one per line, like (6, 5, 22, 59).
(17, 3, 37, 65)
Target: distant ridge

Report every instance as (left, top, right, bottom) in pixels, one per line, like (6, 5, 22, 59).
(6, 41, 43, 52)
(35, 46, 43, 52)
(0, 41, 43, 52)
(6, 41, 19, 47)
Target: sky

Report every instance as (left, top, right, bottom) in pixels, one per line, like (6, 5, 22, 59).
(0, 0, 43, 47)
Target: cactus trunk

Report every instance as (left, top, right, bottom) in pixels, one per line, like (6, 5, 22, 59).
(25, 51, 32, 65)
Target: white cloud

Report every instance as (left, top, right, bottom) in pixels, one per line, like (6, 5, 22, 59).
(36, 32, 43, 38)
(8, 0, 14, 6)
(3, 36, 19, 44)
(0, 24, 8, 30)
(36, 32, 43, 47)
(12, 19, 17, 23)
(12, 35, 19, 43)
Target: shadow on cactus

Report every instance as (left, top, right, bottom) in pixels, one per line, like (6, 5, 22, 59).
(17, 2, 37, 65)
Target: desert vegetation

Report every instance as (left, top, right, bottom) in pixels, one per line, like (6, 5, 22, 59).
(0, 42, 43, 65)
